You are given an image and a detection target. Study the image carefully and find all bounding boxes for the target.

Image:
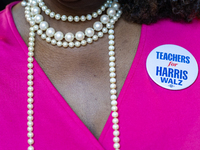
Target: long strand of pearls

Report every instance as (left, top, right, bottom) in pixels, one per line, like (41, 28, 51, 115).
(22, 0, 121, 149)
(36, 0, 111, 22)
(108, 28, 120, 149)
(27, 26, 36, 150)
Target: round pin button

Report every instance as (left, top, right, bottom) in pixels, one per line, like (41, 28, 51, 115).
(146, 44, 198, 90)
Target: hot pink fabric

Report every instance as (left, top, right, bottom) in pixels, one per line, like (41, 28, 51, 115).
(1, 2, 200, 150)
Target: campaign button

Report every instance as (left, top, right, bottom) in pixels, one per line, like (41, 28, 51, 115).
(146, 44, 198, 90)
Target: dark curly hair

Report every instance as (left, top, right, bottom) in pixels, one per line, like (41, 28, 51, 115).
(118, 0, 200, 24)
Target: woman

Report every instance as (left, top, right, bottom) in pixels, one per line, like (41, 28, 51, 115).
(0, 0, 200, 149)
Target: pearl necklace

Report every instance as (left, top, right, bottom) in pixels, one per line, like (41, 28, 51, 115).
(36, 0, 111, 22)
(23, 0, 122, 48)
(22, 0, 121, 149)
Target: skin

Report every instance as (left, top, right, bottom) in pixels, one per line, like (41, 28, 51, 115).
(12, 0, 141, 139)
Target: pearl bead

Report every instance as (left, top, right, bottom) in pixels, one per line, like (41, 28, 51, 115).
(46, 28, 55, 37)
(112, 112, 118, 118)
(27, 63, 33, 69)
(75, 41, 81, 47)
(101, 6, 105, 11)
(107, 23, 114, 29)
(107, 8, 116, 16)
(28, 69, 33, 74)
(68, 16, 73, 22)
(28, 138, 34, 145)
(39, 21, 49, 31)
(27, 126, 33, 132)
(112, 2, 120, 10)
(31, 7, 41, 15)
(29, 37, 35, 42)
(74, 16, 80, 22)
(54, 31, 64, 41)
(61, 15, 67, 21)
(28, 57, 34, 63)
(113, 16, 118, 21)
(27, 98, 34, 103)
(87, 38, 93, 44)
(41, 34, 46, 39)
(109, 46, 115, 51)
(37, 30, 42, 35)
(37, 0, 43, 3)
(109, 63, 115, 68)
(113, 130, 119, 136)
(86, 14, 92, 20)
(109, 67, 116, 72)
(28, 74, 34, 80)
(93, 35, 98, 41)
(29, 21, 35, 26)
(110, 72, 116, 78)
(113, 124, 119, 130)
(109, 40, 115, 45)
(69, 42, 74, 48)
(51, 39, 57, 45)
(111, 105, 118, 111)
(42, 6, 47, 11)
(49, 12, 55, 18)
(110, 83, 116, 89)
(81, 40, 87, 46)
(27, 109, 34, 115)
(100, 15, 109, 24)
(63, 42, 68, 47)
(85, 28, 94, 38)
(75, 31, 85, 41)
(27, 115, 33, 120)
(55, 14, 61, 20)
(33, 25, 39, 31)
(65, 33, 74, 42)
(46, 37, 51, 43)
(98, 32, 103, 37)
(57, 41, 63, 47)
(109, 51, 115, 56)
(28, 146, 34, 150)
(30, 0, 37, 6)
(27, 92, 33, 98)
(111, 95, 117, 100)
(27, 80, 33, 86)
(110, 19, 115, 25)
(108, 35, 114, 40)
(27, 120, 33, 126)
(111, 100, 117, 106)
(112, 118, 119, 124)
(27, 132, 34, 138)
(28, 52, 34, 57)
(92, 12, 98, 18)
(113, 137, 120, 143)
(114, 143, 120, 149)
(39, 2, 44, 7)
(109, 29, 114, 34)
(102, 27, 108, 33)
(93, 21, 103, 31)
(45, 9, 51, 15)
(97, 9, 102, 15)
(21, 1, 27, 6)
(110, 89, 117, 95)
(110, 78, 116, 83)
(80, 15, 86, 21)
(28, 86, 34, 92)
(109, 56, 115, 62)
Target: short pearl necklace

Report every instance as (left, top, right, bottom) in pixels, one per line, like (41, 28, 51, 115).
(22, 0, 121, 150)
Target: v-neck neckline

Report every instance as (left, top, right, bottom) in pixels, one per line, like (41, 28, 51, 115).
(7, 2, 147, 149)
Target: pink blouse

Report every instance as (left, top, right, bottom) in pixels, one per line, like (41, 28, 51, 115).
(1, 2, 200, 150)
